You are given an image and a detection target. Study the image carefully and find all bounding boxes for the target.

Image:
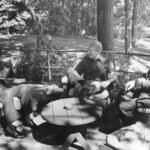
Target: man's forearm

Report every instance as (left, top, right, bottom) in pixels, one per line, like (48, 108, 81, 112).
(108, 73, 117, 84)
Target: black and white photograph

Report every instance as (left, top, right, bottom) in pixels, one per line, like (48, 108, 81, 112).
(0, 0, 150, 150)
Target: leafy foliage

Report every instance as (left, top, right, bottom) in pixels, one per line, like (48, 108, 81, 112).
(0, 0, 32, 34)
(0, 0, 150, 38)
(114, 0, 150, 39)
(46, 5, 69, 35)
(113, 0, 125, 39)
(0, 0, 97, 36)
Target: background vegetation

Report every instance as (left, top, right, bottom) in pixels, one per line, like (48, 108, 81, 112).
(0, 0, 149, 38)
(0, 0, 150, 83)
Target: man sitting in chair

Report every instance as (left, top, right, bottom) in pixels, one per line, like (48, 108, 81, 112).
(61, 40, 117, 108)
(0, 83, 64, 138)
(118, 76, 150, 127)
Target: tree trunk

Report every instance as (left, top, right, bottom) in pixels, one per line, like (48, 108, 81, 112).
(132, 0, 139, 47)
(125, 0, 132, 53)
(97, 0, 114, 52)
(0, 49, 2, 71)
(93, 0, 96, 6)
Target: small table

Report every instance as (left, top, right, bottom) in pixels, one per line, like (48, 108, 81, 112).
(41, 97, 103, 150)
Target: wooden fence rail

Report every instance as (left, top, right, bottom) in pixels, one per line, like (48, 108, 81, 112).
(2, 48, 150, 57)
(1, 48, 150, 81)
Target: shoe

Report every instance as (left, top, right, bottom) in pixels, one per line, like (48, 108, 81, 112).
(4, 125, 25, 138)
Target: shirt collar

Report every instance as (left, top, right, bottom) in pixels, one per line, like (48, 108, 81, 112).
(96, 55, 105, 63)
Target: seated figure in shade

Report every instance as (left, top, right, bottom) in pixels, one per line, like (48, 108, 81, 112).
(99, 74, 150, 150)
(117, 73, 150, 127)
(6, 55, 30, 81)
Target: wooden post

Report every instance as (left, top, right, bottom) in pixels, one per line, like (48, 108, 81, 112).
(47, 51, 51, 81)
(97, 0, 114, 52)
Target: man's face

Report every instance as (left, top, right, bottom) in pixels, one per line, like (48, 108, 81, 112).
(88, 46, 101, 60)
(11, 56, 21, 73)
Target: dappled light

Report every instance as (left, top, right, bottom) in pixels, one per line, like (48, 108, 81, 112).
(0, 0, 150, 150)
(108, 121, 150, 150)
(1, 31, 150, 149)
(1, 31, 150, 150)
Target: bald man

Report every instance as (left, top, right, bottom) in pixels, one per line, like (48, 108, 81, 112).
(0, 83, 64, 138)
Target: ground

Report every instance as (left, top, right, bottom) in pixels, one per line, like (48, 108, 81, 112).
(0, 121, 107, 150)
(0, 28, 150, 150)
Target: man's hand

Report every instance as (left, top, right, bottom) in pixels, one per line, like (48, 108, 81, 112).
(101, 80, 111, 89)
(108, 73, 117, 83)
(125, 80, 136, 92)
(61, 76, 69, 84)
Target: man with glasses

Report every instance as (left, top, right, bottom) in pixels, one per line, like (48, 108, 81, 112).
(62, 40, 117, 106)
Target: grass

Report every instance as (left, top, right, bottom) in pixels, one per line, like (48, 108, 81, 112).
(1, 33, 150, 81)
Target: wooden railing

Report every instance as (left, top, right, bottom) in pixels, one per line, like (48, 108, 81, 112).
(1, 48, 150, 81)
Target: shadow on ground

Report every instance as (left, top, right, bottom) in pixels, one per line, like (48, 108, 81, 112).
(32, 122, 87, 146)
